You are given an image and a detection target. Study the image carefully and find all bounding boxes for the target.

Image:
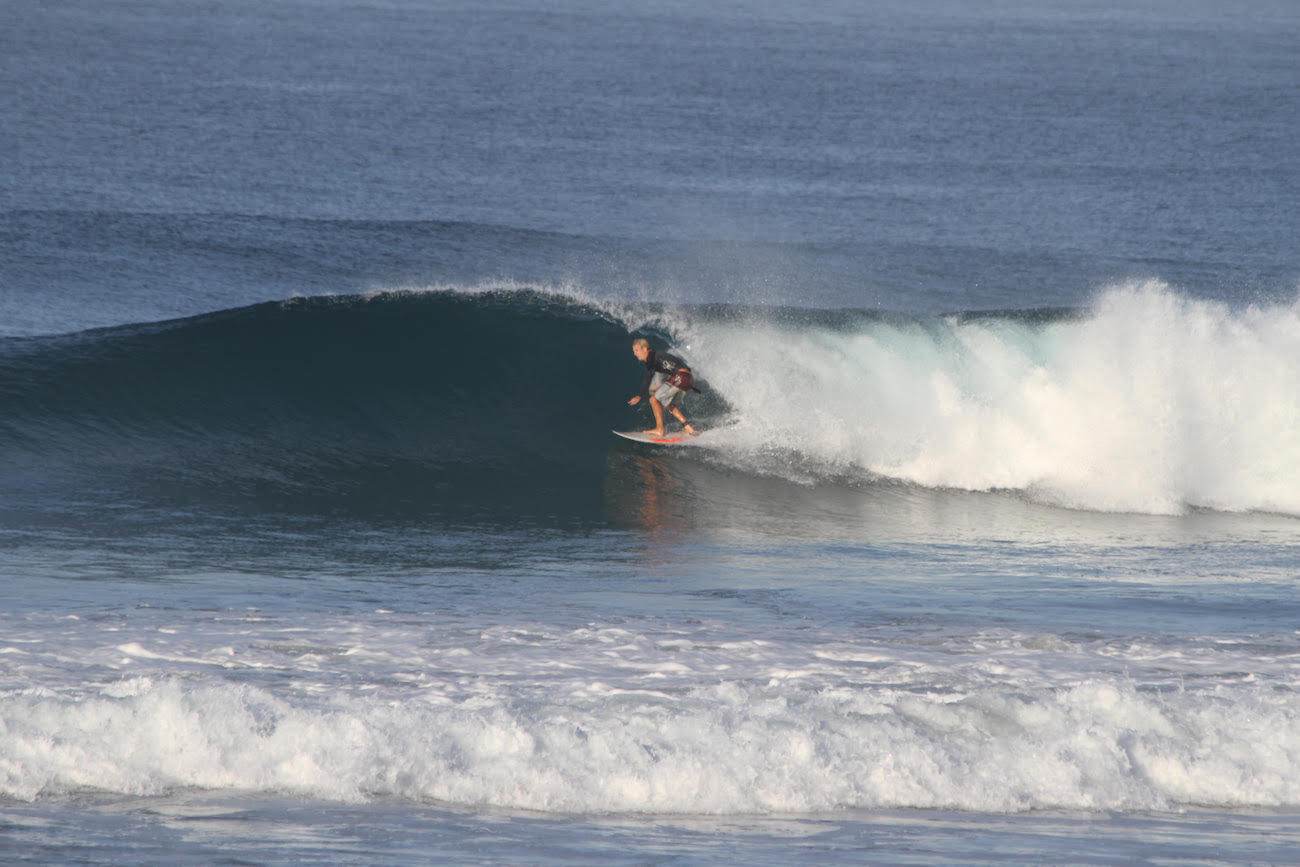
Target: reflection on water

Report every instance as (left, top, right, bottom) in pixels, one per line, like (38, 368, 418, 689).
(602, 444, 1300, 550)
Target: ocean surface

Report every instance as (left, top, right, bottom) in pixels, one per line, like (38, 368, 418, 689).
(3, 0, 1299, 863)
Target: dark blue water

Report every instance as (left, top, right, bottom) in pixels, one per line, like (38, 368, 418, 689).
(3, 0, 1300, 863)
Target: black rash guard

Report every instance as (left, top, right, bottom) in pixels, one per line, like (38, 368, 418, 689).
(638, 350, 689, 399)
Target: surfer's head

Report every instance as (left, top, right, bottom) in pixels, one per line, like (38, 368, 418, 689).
(632, 338, 650, 361)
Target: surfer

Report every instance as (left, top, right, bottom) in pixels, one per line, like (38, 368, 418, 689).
(628, 338, 697, 436)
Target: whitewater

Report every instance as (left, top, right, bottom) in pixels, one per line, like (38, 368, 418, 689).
(6, 606, 1300, 814)
(667, 280, 1300, 516)
(4, 276, 1300, 863)
(4, 0, 1300, 862)
(4, 282, 1300, 832)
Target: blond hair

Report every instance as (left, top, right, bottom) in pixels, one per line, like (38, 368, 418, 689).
(632, 338, 650, 350)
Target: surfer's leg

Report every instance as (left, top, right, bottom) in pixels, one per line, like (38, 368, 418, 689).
(649, 380, 685, 434)
(669, 406, 696, 435)
(644, 397, 666, 435)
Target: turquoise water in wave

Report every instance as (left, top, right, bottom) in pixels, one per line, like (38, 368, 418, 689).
(3, 0, 1300, 864)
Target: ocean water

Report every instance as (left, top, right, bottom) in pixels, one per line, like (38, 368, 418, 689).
(3, 0, 1300, 863)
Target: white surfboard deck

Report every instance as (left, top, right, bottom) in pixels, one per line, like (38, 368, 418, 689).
(612, 429, 700, 445)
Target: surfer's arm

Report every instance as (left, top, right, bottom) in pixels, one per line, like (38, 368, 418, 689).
(634, 366, 654, 401)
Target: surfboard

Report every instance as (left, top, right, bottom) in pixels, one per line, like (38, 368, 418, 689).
(612, 429, 699, 445)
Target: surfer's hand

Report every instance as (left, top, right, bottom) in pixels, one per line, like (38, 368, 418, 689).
(628, 395, 641, 405)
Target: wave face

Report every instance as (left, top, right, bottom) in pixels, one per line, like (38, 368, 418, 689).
(2, 282, 1297, 518)
(0, 290, 677, 521)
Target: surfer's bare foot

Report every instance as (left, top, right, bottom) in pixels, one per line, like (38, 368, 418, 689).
(643, 428, 665, 436)
(684, 424, 697, 435)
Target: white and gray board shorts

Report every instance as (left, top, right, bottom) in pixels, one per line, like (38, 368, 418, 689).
(649, 372, 684, 407)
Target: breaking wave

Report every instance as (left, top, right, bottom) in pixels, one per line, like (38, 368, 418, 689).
(1, 280, 1296, 518)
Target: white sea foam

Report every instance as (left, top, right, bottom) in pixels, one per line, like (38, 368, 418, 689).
(673, 281, 1300, 515)
(4, 612, 1299, 813)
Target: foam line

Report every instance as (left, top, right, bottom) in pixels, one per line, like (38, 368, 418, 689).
(5, 675, 1300, 812)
